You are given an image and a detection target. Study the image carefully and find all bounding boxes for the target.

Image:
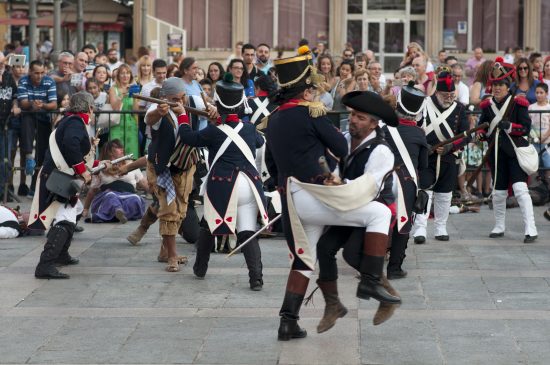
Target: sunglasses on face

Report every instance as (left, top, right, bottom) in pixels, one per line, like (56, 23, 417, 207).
(518, 66, 529, 71)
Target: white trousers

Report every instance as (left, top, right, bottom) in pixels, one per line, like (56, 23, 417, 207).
(53, 199, 84, 225)
(412, 190, 452, 237)
(290, 182, 391, 276)
(235, 172, 259, 233)
(512, 182, 538, 236)
(412, 190, 433, 238)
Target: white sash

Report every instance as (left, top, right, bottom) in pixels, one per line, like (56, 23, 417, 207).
(199, 123, 244, 196)
(217, 124, 257, 167)
(250, 98, 270, 124)
(386, 126, 417, 187)
(202, 123, 268, 234)
(386, 126, 418, 231)
(48, 131, 74, 175)
(48, 117, 94, 174)
(488, 95, 512, 136)
(424, 98, 457, 142)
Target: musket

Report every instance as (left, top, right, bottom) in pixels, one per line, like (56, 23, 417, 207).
(133, 94, 210, 117)
(466, 138, 495, 188)
(90, 154, 134, 174)
(430, 122, 489, 153)
(225, 214, 282, 258)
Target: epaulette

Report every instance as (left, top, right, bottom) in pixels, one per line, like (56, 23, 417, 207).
(479, 98, 491, 109)
(256, 107, 279, 131)
(297, 101, 327, 118)
(514, 95, 529, 107)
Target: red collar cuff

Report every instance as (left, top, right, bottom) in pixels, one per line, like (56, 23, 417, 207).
(67, 112, 90, 125)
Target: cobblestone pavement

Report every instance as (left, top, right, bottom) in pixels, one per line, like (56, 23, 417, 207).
(0, 199, 549, 364)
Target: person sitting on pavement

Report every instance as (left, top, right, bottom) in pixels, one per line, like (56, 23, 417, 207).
(83, 139, 148, 224)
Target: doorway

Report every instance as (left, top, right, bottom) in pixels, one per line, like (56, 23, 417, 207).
(366, 20, 405, 73)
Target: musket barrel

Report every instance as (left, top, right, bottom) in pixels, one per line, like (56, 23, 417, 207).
(430, 122, 489, 152)
(133, 94, 210, 117)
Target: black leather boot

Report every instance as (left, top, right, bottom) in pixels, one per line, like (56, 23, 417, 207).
(278, 271, 309, 341)
(357, 232, 401, 304)
(238, 231, 263, 291)
(35, 221, 75, 279)
(193, 225, 215, 279)
(358, 256, 401, 304)
(278, 291, 307, 341)
(56, 222, 79, 266)
(316, 280, 348, 333)
(387, 233, 408, 280)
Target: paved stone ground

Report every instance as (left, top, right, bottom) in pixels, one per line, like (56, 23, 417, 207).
(0, 197, 549, 365)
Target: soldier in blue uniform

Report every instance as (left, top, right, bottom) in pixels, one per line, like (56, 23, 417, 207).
(265, 47, 400, 341)
(383, 82, 429, 279)
(31, 92, 101, 279)
(178, 73, 268, 291)
(412, 71, 470, 243)
(478, 59, 538, 243)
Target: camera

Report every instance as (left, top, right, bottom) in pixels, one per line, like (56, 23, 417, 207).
(8, 55, 26, 67)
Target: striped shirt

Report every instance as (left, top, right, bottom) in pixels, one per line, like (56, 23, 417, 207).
(17, 75, 57, 103)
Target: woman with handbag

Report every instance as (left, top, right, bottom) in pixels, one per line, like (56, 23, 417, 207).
(478, 58, 538, 243)
(108, 64, 139, 158)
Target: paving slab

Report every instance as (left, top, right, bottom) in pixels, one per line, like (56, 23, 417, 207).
(0, 200, 548, 364)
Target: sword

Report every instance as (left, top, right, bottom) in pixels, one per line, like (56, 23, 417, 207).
(225, 214, 282, 258)
(90, 154, 134, 174)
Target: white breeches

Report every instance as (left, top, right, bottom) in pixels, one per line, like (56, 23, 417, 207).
(53, 199, 84, 225)
(290, 181, 391, 276)
(236, 172, 259, 232)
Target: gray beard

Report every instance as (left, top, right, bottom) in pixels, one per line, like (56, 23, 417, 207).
(436, 94, 453, 109)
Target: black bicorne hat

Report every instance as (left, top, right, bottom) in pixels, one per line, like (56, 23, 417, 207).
(397, 81, 426, 116)
(273, 46, 324, 90)
(342, 90, 399, 127)
(213, 73, 252, 113)
(436, 71, 456, 92)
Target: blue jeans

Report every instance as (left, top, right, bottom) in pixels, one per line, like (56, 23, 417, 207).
(534, 143, 550, 169)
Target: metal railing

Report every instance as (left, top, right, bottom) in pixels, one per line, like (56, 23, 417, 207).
(327, 109, 550, 172)
(7, 108, 550, 172)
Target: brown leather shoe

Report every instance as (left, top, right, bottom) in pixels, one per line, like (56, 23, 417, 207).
(316, 280, 348, 333)
(373, 275, 401, 326)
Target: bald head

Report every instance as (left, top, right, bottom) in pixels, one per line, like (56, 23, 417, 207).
(74, 52, 89, 72)
(474, 47, 483, 60)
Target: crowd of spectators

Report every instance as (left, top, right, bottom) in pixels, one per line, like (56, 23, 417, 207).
(1, 38, 549, 207)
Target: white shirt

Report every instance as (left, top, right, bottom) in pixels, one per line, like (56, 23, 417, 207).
(139, 79, 163, 108)
(0, 206, 19, 239)
(529, 102, 550, 143)
(455, 81, 470, 106)
(145, 103, 179, 138)
(91, 168, 144, 189)
(108, 61, 123, 73)
(337, 131, 394, 191)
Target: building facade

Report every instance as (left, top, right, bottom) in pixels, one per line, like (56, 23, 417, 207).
(141, 0, 548, 71)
